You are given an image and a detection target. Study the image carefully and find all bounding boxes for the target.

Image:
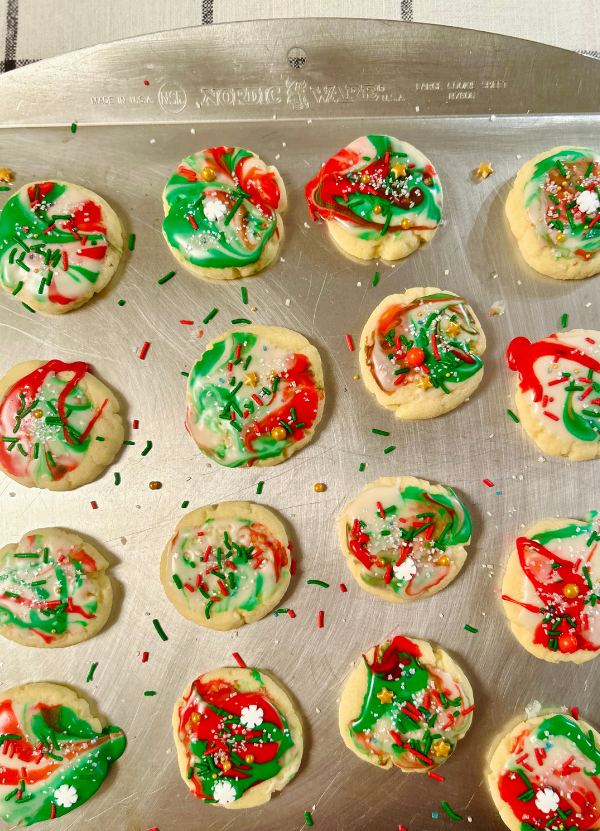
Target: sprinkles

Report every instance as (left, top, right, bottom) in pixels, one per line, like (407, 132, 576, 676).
(441, 802, 462, 821)
(307, 580, 329, 588)
(232, 652, 246, 668)
(158, 271, 175, 284)
(506, 409, 519, 423)
(305, 811, 314, 827)
(346, 333, 355, 352)
(464, 624, 478, 633)
(317, 610, 324, 628)
(141, 440, 153, 456)
(139, 341, 150, 360)
(202, 307, 218, 324)
(152, 618, 168, 641)
(86, 662, 98, 683)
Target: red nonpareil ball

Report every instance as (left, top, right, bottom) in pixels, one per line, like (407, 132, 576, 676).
(558, 634, 578, 653)
(406, 347, 425, 367)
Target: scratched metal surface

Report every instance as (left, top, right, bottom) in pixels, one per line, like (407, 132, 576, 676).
(0, 18, 599, 831)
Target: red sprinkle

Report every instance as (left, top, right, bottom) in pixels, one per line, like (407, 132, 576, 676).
(581, 386, 594, 400)
(139, 341, 150, 360)
(548, 376, 568, 386)
(188, 215, 198, 231)
(318, 610, 324, 628)
(346, 333, 355, 352)
(340, 583, 347, 592)
(142, 652, 149, 663)
(50, 804, 56, 819)
(90, 501, 98, 510)
(234, 343, 242, 360)
(41, 223, 55, 235)
(251, 394, 263, 406)
(461, 704, 475, 716)
(482, 479, 494, 488)
(431, 333, 440, 361)
(534, 747, 546, 766)
(291, 558, 296, 576)
(232, 652, 246, 668)
(586, 337, 596, 344)
(144, 80, 149, 86)
(544, 410, 559, 421)
(288, 609, 296, 619)
(572, 706, 579, 720)
(203, 545, 212, 563)
(428, 771, 444, 782)
(384, 563, 392, 584)
(180, 320, 194, 325)
(62, 251, 68, 271)
(133, 419, 139, 429)
(217, 579, 228, 597)
(184, 583, 195, 593)
(377, 501, 386, 519)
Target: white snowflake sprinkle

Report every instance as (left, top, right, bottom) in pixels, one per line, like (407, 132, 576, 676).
(576, 190, 599, 216)
(240, 704, 264, 729)
(54, 785, 78, 808)
(213, 780, 237, 804)
(535, 787, 559, 814)
(393, 557, 417, 583)
(203, 200, 227, 222)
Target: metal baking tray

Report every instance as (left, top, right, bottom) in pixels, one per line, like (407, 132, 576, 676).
(0, 18, 599, 831)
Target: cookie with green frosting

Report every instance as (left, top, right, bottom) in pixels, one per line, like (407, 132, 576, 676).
(338, 476, 472, 603)
(162, 146, 286, 280)
(161, 501, 291, 631)
(0, 181, 123, 314)
(0, 682, 126, 826)
(506, 146, 600, 279)
(185, 325, 325, 467)
(339, 635, 473, 772)
(173, 667, 302, 809)
(0, 359, 124, 490)
(360, 287, 485, 419)
(502, 512, 600, 664)
(305, 135, 442, 261)
(488, 711, 600, 831)
(0, 528, 112, 648)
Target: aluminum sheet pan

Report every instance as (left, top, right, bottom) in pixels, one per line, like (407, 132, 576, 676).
(0, 18, 599, 831)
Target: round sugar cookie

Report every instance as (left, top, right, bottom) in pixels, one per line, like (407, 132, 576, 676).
(162, 146, 286, 280)
(505, 146, 600, 280)
(339, 635, 473, 772)
(507, 329, 600, 461)
(161, 501, 290, 631)
(305, 135, 442, 261)
(488, 711, 600, 831)
(0, 180, 123, 313)
(173, 667, 302, 809)
(185, 325, 325, 467)
(0, 359, 124, 490)
(502, 512, 600, 664)
(0, 527, 112, 648)
(0, 682, 126, 826)
(338, 476, 471, 603)
(360, 288, 485, 419)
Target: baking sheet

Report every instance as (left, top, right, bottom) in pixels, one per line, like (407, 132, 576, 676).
(0, 18, 599, 831)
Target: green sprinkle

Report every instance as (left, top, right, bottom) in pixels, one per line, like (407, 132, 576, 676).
(181, 371, 189, 377)
(203, 307, 218, 324)
(11, 281, 23, 296)
(506, 409, 519, 423)
(14, 553, 39, 559)
(181, 500, 189, 508)
(118, 299, 125, 306)
(256, 481, 264, 494)
(21, 303, 35, 313)
(232, 318, 251, 325)
(241, 286, 248, 304)
(372, 429, 390, 436)
(556, 159, 567, 177)
(383, 445, 395, 454)
(0, 186, 9, 191)
(307, 580, 329, 588)
(464, 624, 478, 633)
(30, 580, 46, 587)
(4, 591, 20, 599)
(158, 271, 175, 285)
(144, 691, 156, 696)
(141, 440, 152, 456)
(173, 574, 183, 590)
(583, 565, 593, 588)
(359, 462, 365, 471)
(70, 122, 77, 133)
(128, 233, 136, 251)
(441, 801, 462, 821)
(95, 436, 105, 442)
(152, 618, 168, 641)
(305, 811, 314, 827)
(86, 662, 98, 683)
(123, 440, 135, 445)
(372, 271, 379, 287)
(561, 313, 568, 328)
(205, 599, 216, 619)
(279, 420, 293, 434)
(114, 472, 121, 486)
(224, 195, 244, 225)
(4, 788, 18, 802)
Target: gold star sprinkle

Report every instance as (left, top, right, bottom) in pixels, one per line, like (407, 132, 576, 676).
(417, 376, 433, 391)
(377, 688, 394, 704)
(244, 372, 259, 387)
(477, 162, 493, 179)
(446, 321, 461, 338)
(433, 739, 451, 757)
(0, 168, 13, 183)
(391, 163, 407, 179)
